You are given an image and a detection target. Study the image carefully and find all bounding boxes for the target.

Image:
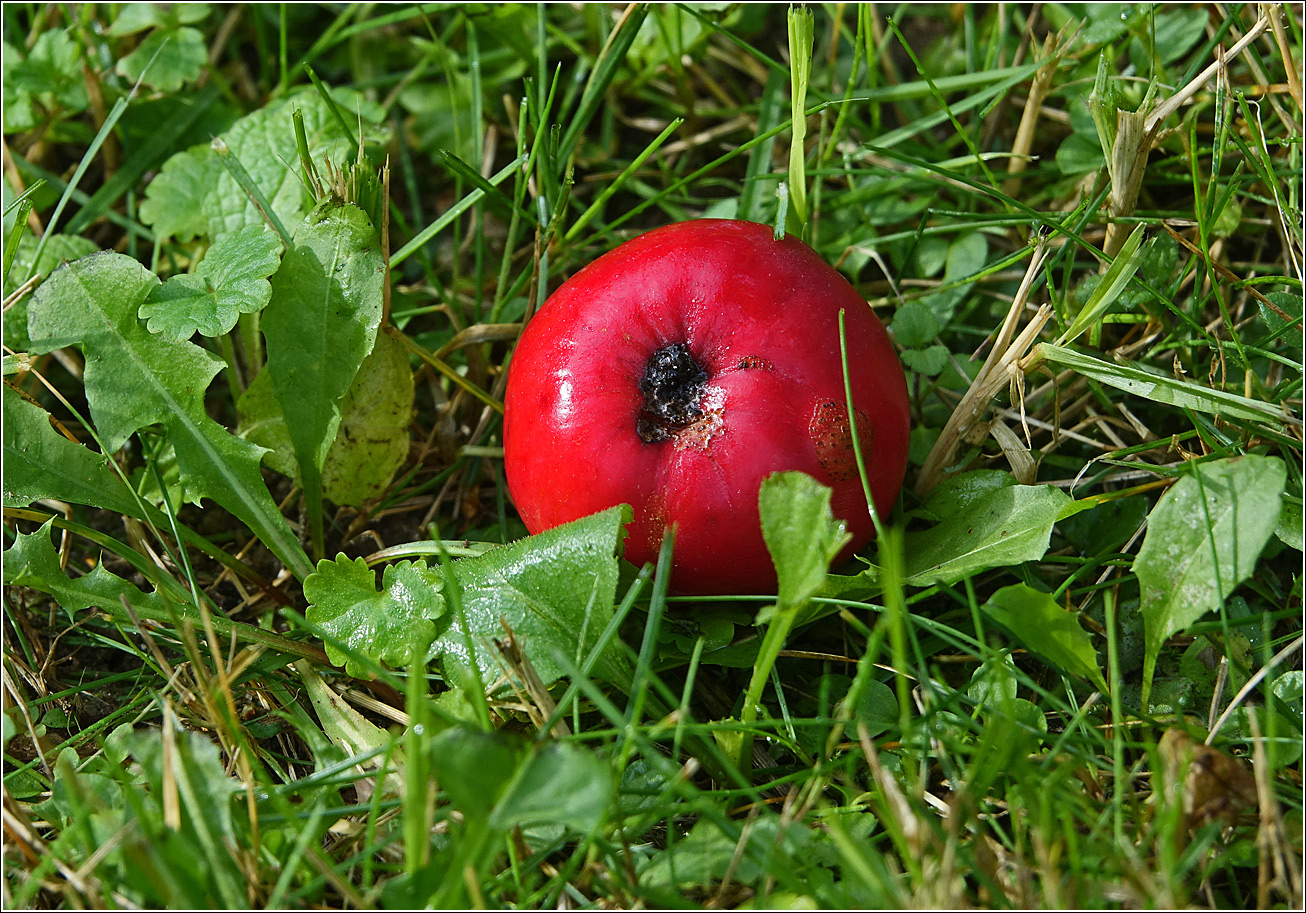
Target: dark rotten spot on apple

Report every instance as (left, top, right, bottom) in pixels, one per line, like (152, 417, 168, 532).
(636, 342, 710, 443)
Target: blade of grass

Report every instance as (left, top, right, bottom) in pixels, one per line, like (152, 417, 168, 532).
(556, 3, 651, 166)
(65, 85, 221, 235)
(211, 136, 293, 246)
(23, 95, 131, 282)
(564, 116, 682, 242)
(3, 198, 33, 287)
(785, 5, 814, 238)
(390, 153, 526, 268)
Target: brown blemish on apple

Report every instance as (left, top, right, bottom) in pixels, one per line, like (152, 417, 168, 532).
(810, 400, 873, 481)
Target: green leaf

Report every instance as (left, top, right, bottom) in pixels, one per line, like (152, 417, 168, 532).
(1, 31, 88, 132)
(2, 385, 141, 517)
(139, 87, 384, 245)
(890, 301, 940, 348)
(640, 816, 813, 890)
(107, 2, 210, 36)
(120, 725, 246, 908)
(1272, 671, 1303, 727)
(238, 329, 413, 506)
(784, 4, 814, 235)
(262, 200, 384, 547)
(914, 236, 949, 276)
(295, 661, 404, 793)
(432, 505, 633, 687)
(303, 508, 631, 685)
(760, 471, 852, 611)
(1153, 6, 1210, 64)
(427, 727, 521, 818)
(904, 484, 1073, 585)
(900, 344, 949, 376)
(1037, 343, 1291, 426)
(117, 26, 207, 92)
(969, 652, 1019, 711)
(1260, 292, 1302, 359)
(303, 557, 443, 677)
(1137, 455, 1287, 699)
(4, 519, 169, 619)
(1276, 497, 1302, 551)
(920, 468, 1015, 520)
(919, 231, 987, 326)
(842, 676, 898, 740)
(982, 584, 1109, 692)
(319, 330, 413, 504)
(1055, 131, 1106, 175)
(139, 225, 282, 340)
(25, 252, 312, 579)
(490, 740, 613, 833)
(2, 233, 98, 350)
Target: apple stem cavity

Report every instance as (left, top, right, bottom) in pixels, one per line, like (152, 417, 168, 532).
(637, 342, 709, 443)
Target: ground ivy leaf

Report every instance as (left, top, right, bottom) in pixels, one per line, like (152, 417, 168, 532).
(303, 556, 443, 677)
(2, 385, 141, 517)
(432, 505, 633, 687)
(25, 252, 312, 579)
(263, 200, 384, 508)
(900, 344, 949, 376)
(982, 583, 1109, 692)
(139, 87, 384, 245)
(136, 274, 215, 339)
(890, 301, 940, 348)
(117, 26, 207, 93)
(199, 223, 281, 287)
(2, 30, 88, 132)
(760, 471, 851, 610)
(139, 224, 281, 340)
(920, 231, 988, 326)
(107, 2, 209, 36)
(904, 483, 1072, 585)
(1136, 455, 1287, 690)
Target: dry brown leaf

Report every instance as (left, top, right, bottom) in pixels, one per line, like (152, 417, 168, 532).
(1157, 728, 1258, 830)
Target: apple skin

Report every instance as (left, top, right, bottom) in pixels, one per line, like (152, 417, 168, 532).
(503, 219, 910, 595)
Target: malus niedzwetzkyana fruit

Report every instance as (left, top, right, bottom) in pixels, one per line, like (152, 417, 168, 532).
(504, 219, 910, 594)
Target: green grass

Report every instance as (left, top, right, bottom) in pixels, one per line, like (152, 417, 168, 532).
(3, 3, 1302, 909)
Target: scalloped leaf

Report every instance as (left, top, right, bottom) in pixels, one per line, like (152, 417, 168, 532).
(303, 557, 443, 678)
(139, 224, 281, 340)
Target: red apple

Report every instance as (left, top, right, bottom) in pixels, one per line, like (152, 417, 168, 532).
(503, 219, 910, 594)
